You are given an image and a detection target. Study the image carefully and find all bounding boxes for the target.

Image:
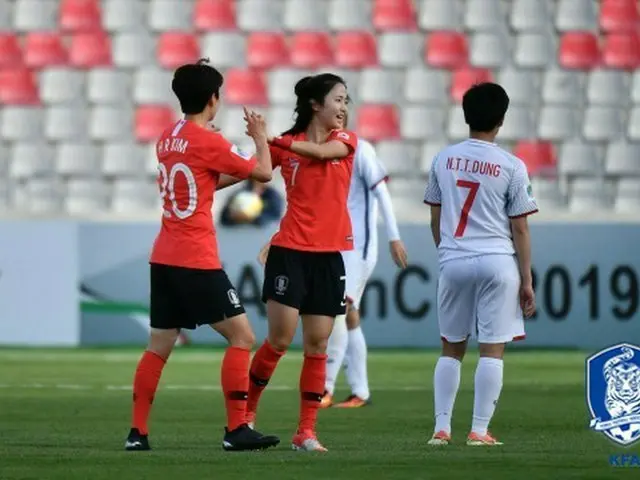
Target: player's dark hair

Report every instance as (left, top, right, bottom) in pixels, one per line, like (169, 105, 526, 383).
(462, 83, 510, 133)
(282, 73, 347, 136)
(172, 58, 224, 115)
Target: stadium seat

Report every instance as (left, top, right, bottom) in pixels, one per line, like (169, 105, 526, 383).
(112, 179, 159, 213)
(538, 106, 578, 141)
(420, 140, 443, 173)
(201, 33, 246, 69)
(290, 33, 334, 69)
(60, 0, 102, 33)
(558, 32, 600, 70)
(9, 143, 54, 179)
(335, 32, 378, 68)
(14, 0, 57, 31)
(89, 105, 133, 140)
(450, 67, 493, 103)
(464, 0, 504, 31)
(1, 107, 43, 140)
(605, 141, 640, 176)
(134, 67, 173, 105)
(404, 67, 449, 104)
(515, 32, 554, 68)
(194, 0, 235, 30)
(470, 32, 509, 68)
(103, 0, 147, 32)
(630, 107, 640, 140)
(583, 107, 624, 142)
(447, 105, 468, 140)
(87, 68, 129, 105)
(559, 140, 601, 176)
(0, 0, 9, 30)
(0, 34, 23, 68)
(380, 33, 421, 68)
(267, 68, 311, 105)
(0, 68, 39, 105)
(569, 178, 610, 212)
(373, 0, 416, 31)
(419, 0, 461, 31)
(19, 178, 62, 212)
(401, 106, 445, 140)
(329, 0, 371, 31)
(356, 105, 400, 141)
(510, 0, 549, 32)
(425, 31, 468, 69)
(218, 107, 246, 142)
(246, 33, 289, 70)
(45, 105, 88, 141)
(587, 69, 628, 106)
(157, 33, 200, 69)
(555, 0, 597, 32)
(498, 68, 537, 106)
(69, 32, 112, 68)
(64, 178, 109, 214)
(40, 68, 84, 105)
(542, 68, 583, 106)
(135, 105, 176, 142)
(376, 141, 419, 176)
(599, 0, 639, 33)
(530, 177, 565, 208)
(112, 32, 155, 67)
(632, 71, 640, 104)
(602, 32, 640, 70)
(24, 32, 67, 68)
(56, 143, 99, 177)
(499, 107, 535, 142)
(267, 106, 295, 138)
(615, 179, 640, 213)
(237, 0, 283, 31)
(513, 141, 557, 176)
(224, 69, 268, 105)
(359, 69, 401, 103)
(149, 0, 193, 31)
(103, 142, 145, 176)
(284, 0, 327, 31)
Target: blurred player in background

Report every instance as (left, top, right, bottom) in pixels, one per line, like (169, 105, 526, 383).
(321, 111, 408, 409)
(424, 83, 537, 447)
(126, 59, 280, 452)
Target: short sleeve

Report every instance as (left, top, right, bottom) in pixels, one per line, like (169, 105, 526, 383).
(423, 158, 441, 205)
(358, 140, 388, 190)
(269, 144, 282, 168)
(327, 129, 358, 154)
(507, 160, 539, 218)
(206, 134, 257, 179)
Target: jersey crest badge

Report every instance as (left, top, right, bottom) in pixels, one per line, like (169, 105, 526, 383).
(274, 275, 289, 295)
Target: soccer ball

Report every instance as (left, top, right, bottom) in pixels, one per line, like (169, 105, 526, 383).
(230, 191, 264, 220)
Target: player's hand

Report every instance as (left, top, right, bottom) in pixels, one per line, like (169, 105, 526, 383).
(519, 284, 536, 318)
(244, 107, 268, 142)
(390, 240, 408, 269)
(257, 242, 270, 266)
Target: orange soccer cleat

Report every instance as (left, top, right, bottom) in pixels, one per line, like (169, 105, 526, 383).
(427, 430, 451, 446)
(466, 431, 503, 446)
(319, 391, 333, 409)
(291, 430, 328, 452)
(332, 394, 371, 408)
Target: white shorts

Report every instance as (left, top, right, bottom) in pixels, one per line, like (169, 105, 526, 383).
(342, 249, 377, 311)
(437, 254, 525, 344)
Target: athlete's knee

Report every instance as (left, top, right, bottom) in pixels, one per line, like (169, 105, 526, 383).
(303, 335, 329, 355)
(441, 337, 467, 361)
(478, 342, 505, 359)
(228, 327, 256, 350)
(148, 328, 179, 360)
(267, 334, 292, 352)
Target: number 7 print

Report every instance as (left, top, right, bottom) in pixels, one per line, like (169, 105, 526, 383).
(455, 180, 480, 238)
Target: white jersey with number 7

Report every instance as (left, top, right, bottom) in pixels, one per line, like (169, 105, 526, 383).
(424, 138, 538, 264)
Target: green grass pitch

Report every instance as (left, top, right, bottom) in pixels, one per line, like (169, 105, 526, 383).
(0, 348, 637, 479)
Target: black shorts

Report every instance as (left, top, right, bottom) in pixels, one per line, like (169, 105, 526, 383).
(262, 245, 346, 317)
(150, 263, 245, 330)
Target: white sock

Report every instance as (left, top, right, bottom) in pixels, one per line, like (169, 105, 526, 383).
(345, 326, 369, 400)
(325, 314, 348, 395)
(433, 356, 462, 435)
(471, 357, 504, 436)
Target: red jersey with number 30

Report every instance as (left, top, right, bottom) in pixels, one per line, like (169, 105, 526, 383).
(269, 129, 357, 252)
(150, 119, 257, 269)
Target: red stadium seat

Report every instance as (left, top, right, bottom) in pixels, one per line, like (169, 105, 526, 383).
(425, 31, 468, 70)
(335, 32, 378, 68)
(599, 0, 640, 33)
(290, 33, 334, 69)
(157, 33, 200, 69)
(450, 67, 493, 103)
(24, 33, 68, 68)
(373, 0, 417, 31)
(224, 69, 268, 105)
(194, 0, 236, 31)
(558, 32, 600, 70)
(0, 68, 40, 105)
(69, 32, 112, 67)
(135, 105, 176, 142)
(356, 105, 400, 141)
(60, 0, 102, 33)
(603, 32, 640, 70)
(513, 141, 557, 177)
(247, 33, 290, 69)
(0, 34, 23, 68)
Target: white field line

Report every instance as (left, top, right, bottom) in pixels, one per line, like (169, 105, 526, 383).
(0, 352, 334, 363)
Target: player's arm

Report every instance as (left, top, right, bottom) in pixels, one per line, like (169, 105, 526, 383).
(510, 216, 532, 285)
(269, 130, 356, 161)
(423, 157, 442, 248)
(217, 174, 242, 191)
(430, 206, 441, 247)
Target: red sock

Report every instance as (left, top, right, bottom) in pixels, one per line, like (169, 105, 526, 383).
(298, 353, 327, 433)
(132, 351, 166, 435)
(221, 346, 251, 431)
(247, 340, 285, 415)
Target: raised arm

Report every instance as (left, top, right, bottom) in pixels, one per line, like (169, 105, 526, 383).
(269, 130, 357, 162)
(217, 174, 242, 191)
(245, 108, 272, 182)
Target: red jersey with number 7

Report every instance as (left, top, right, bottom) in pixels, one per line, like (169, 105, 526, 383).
(150, 119, 258, 269)
(269, 129, 358, 252)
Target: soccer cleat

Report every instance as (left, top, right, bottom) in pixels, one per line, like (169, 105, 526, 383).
(246, 411, 256, 430)
(222, 424, 280, 451)
(427, 430, 451, 446)
(291, 430, 328, 452)
(466, 431, 503, 446)
(125, 428, 151, 451)
(319, 391, 333, 409)
(332, 394, 371, 408)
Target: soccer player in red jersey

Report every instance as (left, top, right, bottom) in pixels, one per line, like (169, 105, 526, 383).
(248, 74, 357, 452)
(125, 59, 280, 452)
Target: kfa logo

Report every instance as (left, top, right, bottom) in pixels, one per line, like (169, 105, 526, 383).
(227, 289, 241, 308)
(274, 275, 289, 296)
(587, 343, 640, 446)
